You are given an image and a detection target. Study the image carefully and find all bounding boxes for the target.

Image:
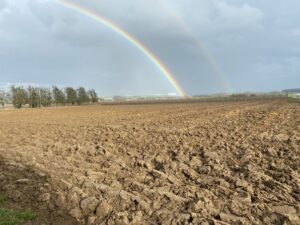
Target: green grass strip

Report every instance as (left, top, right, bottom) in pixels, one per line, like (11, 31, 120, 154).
(0, 196, 8, 205)
(0, 208, 37, 225)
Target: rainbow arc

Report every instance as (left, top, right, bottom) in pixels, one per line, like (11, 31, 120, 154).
(56, 0, 187, 97)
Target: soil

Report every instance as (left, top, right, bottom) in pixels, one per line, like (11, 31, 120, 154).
(0, 157, 80, 225)
(0, 101, 299, 225)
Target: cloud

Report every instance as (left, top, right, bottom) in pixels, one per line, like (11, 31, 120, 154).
(0, 0, 7, 10)
(292, 28, 300, 37)
(213, 2, 264, 31)
(0, 0, 299, 95)
(0, 0, 10, 21)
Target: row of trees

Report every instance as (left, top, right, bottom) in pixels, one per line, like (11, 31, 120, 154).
(1, 86, 98, 109)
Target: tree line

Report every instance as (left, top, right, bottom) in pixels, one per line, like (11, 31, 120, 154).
(0, 85, 98, 109)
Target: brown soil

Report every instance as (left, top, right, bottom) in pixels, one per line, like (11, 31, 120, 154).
(0, 101, 299, 225)
(0, 157, 80, 225)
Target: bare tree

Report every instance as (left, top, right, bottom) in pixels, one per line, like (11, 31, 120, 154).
(27, 86, 41, 108)
(0, 90, 5, 108)
(77, 87, 90, 105)
(11, 85, 27, 108)
(65, 87, 77, 105)
(88, 89, 98, 103)
(52, 86, 65, 105)
(40, 88, 52, 107)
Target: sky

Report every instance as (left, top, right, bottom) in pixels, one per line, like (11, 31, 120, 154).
(0, 0, 299, 96)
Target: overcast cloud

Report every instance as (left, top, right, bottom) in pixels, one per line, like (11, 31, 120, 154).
(0, 0, 299, 96)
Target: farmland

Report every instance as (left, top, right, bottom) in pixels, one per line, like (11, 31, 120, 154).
(0, 100, 299, 225)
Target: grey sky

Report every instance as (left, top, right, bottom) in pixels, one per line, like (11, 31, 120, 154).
(0, 0, 299, 96)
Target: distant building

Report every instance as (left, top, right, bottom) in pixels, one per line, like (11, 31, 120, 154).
(101, 97, 114, 102)
(283, 89, 300, 99)
(113, 96, 126, 101)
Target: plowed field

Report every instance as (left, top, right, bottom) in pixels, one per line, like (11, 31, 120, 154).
(0, 101, 299, 225)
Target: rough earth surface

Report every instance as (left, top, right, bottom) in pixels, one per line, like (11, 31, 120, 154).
(0, 101, 299, 225)
(0, 157, 80, 225)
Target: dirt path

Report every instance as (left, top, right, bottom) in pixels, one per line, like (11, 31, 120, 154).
(0, 101, 299, 224)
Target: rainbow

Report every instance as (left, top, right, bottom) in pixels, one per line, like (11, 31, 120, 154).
(55, 0, 187, 97)
(157, 0, 232, 93)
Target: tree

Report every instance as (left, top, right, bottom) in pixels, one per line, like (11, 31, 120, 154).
(0, 90, 5, 108)
(65, 87, 77, 105)
(40, 88, 52, 107)
(27, 86, 41, 108)
(52, 86, 65, 105)
(11, 86, 27, 108)
(77, 87, 89, 105)
(3, 91, 12, 107)
(88, 89, 98, 103)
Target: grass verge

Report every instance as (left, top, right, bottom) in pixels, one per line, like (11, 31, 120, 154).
(0, 195, 37, 225)
(0, 197, 8, 205)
